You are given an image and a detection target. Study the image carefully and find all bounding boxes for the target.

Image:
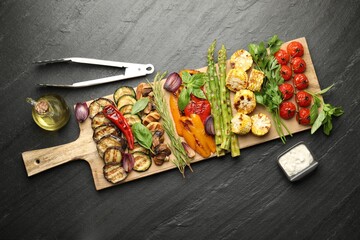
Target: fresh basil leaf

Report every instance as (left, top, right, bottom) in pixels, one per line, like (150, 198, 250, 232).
(310, 103, 319, 125)
(323, 117, 333, 135)
(191, 74, 205, 88)
(131, 97, 149, 115)
(311, 110, 326, 134)
(131, 122, 153, 150)
(192, 88, 206, 99)
(181, 71, 192, 84)
(333, 106, 344, 117)
(316, 84, 334, 95)
(178, 88, 190, 111)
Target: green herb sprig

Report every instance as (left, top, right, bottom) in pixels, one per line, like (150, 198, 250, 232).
(152, 72, 193, 177)
(248, 35, 291, 143)
(307, 84, 344, 135)
(178, 71, 207, 111)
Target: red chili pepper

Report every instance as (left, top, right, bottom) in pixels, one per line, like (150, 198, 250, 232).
(103, 105, 134, 150)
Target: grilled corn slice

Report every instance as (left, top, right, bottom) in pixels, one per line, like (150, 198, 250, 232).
(251, 113, 271, 136)
(231, 112, 252, 135)
(230, 49, 253, 71)
(247, 69, 265, 92)
(233, 89, 256, 114)
(226, 68, 248, 92)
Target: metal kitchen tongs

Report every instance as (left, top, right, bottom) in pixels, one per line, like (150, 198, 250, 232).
(35, 57, 155, 88)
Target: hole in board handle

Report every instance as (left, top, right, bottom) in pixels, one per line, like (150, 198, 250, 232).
(35, 159, 41, 165)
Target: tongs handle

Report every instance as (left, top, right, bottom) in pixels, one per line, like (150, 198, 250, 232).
(35, 58, 155, 88)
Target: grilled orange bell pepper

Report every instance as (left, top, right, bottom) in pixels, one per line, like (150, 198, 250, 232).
(179, 69, 201, 78)
(169, 92, 184, 137)
(180, 114, 216, 158)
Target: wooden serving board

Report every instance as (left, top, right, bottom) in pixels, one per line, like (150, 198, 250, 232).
(22, 37, 321, 190)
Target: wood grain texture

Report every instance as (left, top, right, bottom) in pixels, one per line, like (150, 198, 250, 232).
(1, 0, 360, 239)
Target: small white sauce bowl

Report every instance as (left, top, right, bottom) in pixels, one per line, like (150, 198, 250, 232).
(277, 142, 318, 182)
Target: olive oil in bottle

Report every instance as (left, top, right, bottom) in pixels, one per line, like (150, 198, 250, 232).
(26, 94, 70, 131)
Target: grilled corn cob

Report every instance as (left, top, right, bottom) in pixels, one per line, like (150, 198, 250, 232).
(231, 113, 252, 135)
(247, 69, 265, 92)
(251, 113, 271, 136)
(225, 68, 248, 92)
(233, 89, 256, 114)
(230, 49, 253, 71)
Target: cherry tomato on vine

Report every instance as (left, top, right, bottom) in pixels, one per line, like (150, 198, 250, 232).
(274, 49, 290, 65)
(296, 108, 311, 125)
(279, 101, 296, 120)
(287, 41, 304, 58)
(291, 57, 306, 73)
(280, 65, 292, 81)
(293, 73, 309, 90)
(295, 91, 312, 107)
(279, 83, 294, 100)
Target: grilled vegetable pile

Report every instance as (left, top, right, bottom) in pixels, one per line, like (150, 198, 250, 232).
(87, 83, 172, 184)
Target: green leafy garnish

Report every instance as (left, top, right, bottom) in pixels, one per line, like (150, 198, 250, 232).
(249, 35, 291, 143)
(177, 72, 207, 111)
(131, 122, 153, 151)
(131, 97, 149, 115)
(306, 84, 344, 135)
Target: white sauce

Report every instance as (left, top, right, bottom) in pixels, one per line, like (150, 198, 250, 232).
(278, 144, 314, 176)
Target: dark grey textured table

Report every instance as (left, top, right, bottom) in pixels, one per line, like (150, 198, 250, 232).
(1, 1, 360, 239)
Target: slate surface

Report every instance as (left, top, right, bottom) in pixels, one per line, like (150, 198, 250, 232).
(1, 0, 359, 239)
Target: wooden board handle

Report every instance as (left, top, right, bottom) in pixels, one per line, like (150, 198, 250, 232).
(22, 140, 80, 176)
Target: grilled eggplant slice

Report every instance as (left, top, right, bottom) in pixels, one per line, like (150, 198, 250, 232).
(89, 98, 114, 118)
(132, 152, 152, 172)
(114, 86, 136, 104)
(96, 135, 127, 158)
(103, 164, 127, 184)
(93, 123, 120, 142)
(91, 112, 112, 129)
(103, 146, 123, 165)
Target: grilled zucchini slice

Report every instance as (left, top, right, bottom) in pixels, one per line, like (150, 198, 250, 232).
(129, 143, 150, 155)
(114, 86, 136, 104)
(91, 112, 112, 129)
(251, 113, 271, 136)
(89, 98, 114, 118)
(103, 146, 123, 165)
(123, 113, 141, 126)
(116, 95, 137, 110)
(93, 123, 120, 142)
(96, 135, 127, 158)
(132, 152, 152, 172)
(119, 104, 133, 115)
(103, 164, 127, 184)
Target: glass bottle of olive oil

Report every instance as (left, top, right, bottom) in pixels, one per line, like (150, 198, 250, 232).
(26, 94, 70, 131)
